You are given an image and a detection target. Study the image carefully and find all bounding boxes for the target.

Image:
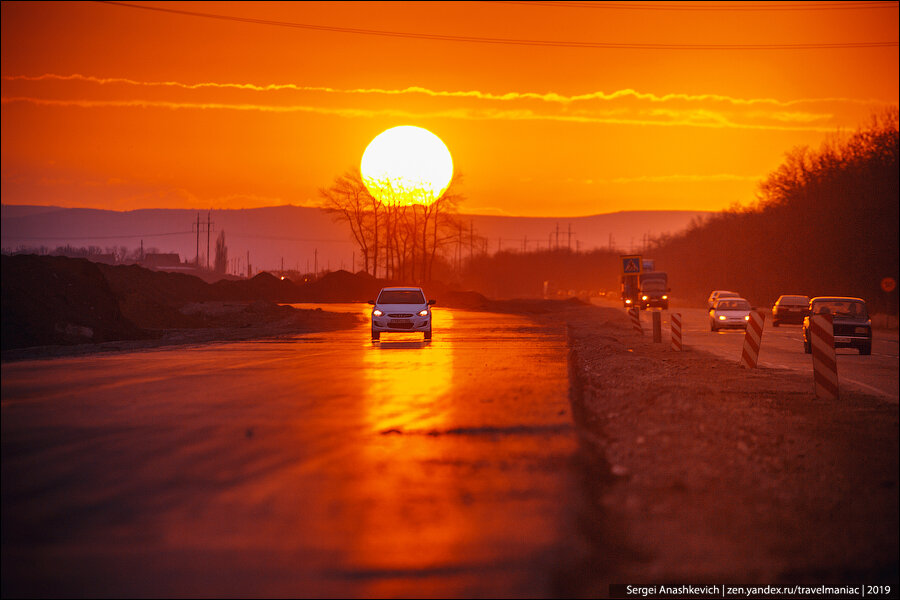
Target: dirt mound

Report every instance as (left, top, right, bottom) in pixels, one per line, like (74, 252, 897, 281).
(210, 271, 302, 302)
(1, 255, 149, 349)
(300, 269, 385, 302)
(1, 256, 368, 350)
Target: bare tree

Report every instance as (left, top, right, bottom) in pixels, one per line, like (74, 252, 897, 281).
(320, 169, 382, 276)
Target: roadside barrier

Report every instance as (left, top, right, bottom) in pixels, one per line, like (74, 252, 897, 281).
(810, 314, 839, 400)
(739, 310, 766, 368)
(629, 306, 642, 334)
(671, 312, 683, 351)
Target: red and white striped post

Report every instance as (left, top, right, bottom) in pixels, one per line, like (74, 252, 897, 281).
(629, 306, 643, 335)
(739, 310, 766, 368)
(671, 312, 683, 351)
(810, 314, 839, 400)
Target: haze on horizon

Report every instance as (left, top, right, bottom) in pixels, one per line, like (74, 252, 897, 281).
(1, 1, 898, 218)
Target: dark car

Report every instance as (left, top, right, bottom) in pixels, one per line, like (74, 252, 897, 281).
(772, 294, 810, 326)
(802, 297, 872, 355)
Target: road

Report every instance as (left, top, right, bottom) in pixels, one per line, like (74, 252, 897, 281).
(1, 305, 579, 598)
(592, 298, 899, 402)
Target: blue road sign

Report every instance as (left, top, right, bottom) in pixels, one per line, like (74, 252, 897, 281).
(621, 255, 642, 274)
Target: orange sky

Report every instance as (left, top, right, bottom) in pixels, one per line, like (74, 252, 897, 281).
(2, 1, 898, 217)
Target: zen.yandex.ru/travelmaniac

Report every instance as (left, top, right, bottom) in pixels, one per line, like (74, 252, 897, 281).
(609, 584, 896, 599)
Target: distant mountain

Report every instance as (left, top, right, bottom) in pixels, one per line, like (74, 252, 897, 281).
(1, 205, 711, 274)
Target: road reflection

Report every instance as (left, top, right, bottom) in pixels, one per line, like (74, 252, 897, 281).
(345, 309, 477, 595)
(363, 310, 454, 433)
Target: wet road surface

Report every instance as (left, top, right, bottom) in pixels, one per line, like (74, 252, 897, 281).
(2, 305, 578, 598)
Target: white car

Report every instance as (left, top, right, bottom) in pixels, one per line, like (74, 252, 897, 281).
(369, 287, 435, 341)
(707, 289, 740, 310)
(709, 297, 752, 331)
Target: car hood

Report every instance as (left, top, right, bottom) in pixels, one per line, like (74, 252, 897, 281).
(374, 303, 428, 313)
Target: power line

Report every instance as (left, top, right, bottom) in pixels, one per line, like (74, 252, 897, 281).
(485, 1, 898, 11)
(95, 1, 898, 50)
(1, 231, 193, 241)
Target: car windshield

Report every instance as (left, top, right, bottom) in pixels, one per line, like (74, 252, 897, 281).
(812, 301, 867, 318)
(717, 300, 750, 310)
(378, 290, 426, 304)
(779, 296, 809, 305)
(642, 280, 666, 291)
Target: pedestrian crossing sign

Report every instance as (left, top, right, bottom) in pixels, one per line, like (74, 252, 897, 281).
(621, 255, 642, 274)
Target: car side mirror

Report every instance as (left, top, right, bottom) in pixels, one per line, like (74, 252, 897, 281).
(428, 299, 436, 305)
(367, 300, 375, 305)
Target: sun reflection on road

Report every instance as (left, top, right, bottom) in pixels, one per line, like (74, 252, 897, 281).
(362, 310, 454, 433)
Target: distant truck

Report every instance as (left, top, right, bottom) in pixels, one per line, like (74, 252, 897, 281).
(638, 270, 669, 310)
(621, 273, 640, 308)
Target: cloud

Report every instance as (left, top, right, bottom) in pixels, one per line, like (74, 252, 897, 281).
(0, 96, 842, 132)
(4, 73, 888, 108)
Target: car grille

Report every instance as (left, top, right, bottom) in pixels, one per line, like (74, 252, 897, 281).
(833, 323, 868, 337)
(388, 313, 414, 318)
(388, 321, 414, 329)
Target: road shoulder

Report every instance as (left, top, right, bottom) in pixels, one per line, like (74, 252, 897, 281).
(557, 305, 899, 594)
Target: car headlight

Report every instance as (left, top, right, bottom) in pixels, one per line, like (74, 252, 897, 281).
(642, 295, 648, 301)
(662, 295, 668, 300)
(744, 315, 750, 321)
(373, 309, 383, 317)
(718, 315, 726, 320)
(625, 299, 632, 304)
(418, 309, 428, 316)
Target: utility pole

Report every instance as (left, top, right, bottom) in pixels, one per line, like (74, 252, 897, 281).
(567, 223, 573, 250)
(247, 250, 251, 278)
(314, 248, 318, 278)
(191, 213, 213, 268)
(206, 211, 214, 269)
(194, 213, 200, 265)
(555, 223, 560, 249)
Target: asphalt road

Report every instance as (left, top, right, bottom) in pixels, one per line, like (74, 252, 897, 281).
(1, 305, 579, 598)
(592, 298, 900, 402)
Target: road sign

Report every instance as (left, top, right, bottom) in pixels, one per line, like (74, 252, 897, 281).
(621, 255, 642, 275)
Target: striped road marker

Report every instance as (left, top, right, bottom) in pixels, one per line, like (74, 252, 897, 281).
(629, 306, 643, 335)
(810, 314, 839, 400)
(739, 310, 766, 368)
(671, 312, 683, 351)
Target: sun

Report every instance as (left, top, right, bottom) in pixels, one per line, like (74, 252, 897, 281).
(360, 126, 453, 206)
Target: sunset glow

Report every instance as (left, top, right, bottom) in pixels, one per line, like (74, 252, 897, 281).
(361, 126, 453, 206)
(1, 1, 897, 216)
